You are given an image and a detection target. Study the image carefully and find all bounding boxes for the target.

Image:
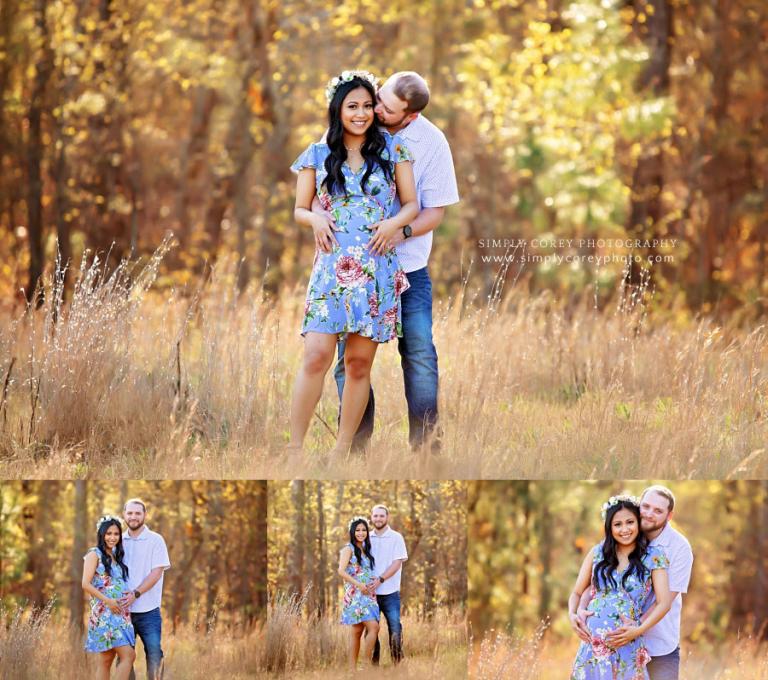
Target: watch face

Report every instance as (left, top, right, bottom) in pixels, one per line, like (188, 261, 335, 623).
(403, 225, 412, 238)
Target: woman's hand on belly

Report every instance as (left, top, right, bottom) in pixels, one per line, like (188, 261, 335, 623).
(604, 615, 641, 649)
(367, 219, 403, 256)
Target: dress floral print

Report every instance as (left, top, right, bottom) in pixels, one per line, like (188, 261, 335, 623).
(571, 543, 669, 680)
(83, 547, 136, 652)
(291, 134, 412, 343)
(340, 544, 380, 625)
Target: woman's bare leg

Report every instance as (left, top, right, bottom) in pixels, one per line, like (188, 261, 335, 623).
(289, 332, 338, 447)
(349, 623, 364, 670)
(360, 619, 380, 665)
(96, 649, 116, 680)
(113, 645, 136, 680)
(336, 334, 378, 452)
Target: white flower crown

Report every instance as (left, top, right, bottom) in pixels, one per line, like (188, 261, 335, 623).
(600, 494, 640, 520)
(325, 70, 379, 104)
(96, 514, 121, 531)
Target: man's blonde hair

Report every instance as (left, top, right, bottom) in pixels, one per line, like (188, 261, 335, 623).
(641, 485, 675, 512)
(371, 504, 389, 516)
(124, 498, 147, 513)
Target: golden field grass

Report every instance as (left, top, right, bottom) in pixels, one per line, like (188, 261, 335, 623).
(266, 591, 467, 677)
(0, 598, 466, 679)
(0, 250, 766, 480)
(0, 601, 266, 680)
(470, 629, 768, 680)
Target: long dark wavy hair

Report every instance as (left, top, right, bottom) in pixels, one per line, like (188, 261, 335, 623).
(96, 518, 129, 580)
(348, 518, 375, 568)
(593, 500, 648, 591)
(323, 76, 392, 197)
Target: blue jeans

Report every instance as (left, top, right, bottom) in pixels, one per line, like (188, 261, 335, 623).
(129, 608, 164, 680)
(335, 266, 439, 451)
(647, 647, 680, 680)
(372, 591, 403, 665)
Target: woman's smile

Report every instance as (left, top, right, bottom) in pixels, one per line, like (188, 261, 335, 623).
(104, 525, 121, 549)
(340, 86, 374, 136)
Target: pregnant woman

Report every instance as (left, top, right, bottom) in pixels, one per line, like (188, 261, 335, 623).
(287, 70, 418, 455)
(338, 517, 380, 670)
(569, 496, 674, 680)
(81, 516, 136, 680)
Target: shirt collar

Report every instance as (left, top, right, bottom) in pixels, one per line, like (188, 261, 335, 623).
(381, 115, 424, 142)
(649, 522, 673, 546)
(397, 115, 424, 142)
(372, 525, 393, 538)
(123, 524, 150, 541)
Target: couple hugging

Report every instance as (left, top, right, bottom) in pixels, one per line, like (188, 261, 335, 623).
(337, 504, 408, 670)
(569, 485, 694, 680)
(286, 69, 460, 455)
(81, 499, 170, 680)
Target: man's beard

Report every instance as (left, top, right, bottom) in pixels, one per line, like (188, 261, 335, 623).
(372, 521, 387, 529)
(642, 518, 666, 533)
(376, 111, 409, 128)
(127, 520, 144, 530)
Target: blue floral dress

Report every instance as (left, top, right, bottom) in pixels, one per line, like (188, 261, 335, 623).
(83, 547, 136, 652)
(340, 543, 380, 625)
(571, 543, 669, 680)
(291, 135, 412, 343)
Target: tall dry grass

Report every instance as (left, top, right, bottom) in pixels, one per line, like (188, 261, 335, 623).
(0, 248, 766, 479)
(266, 590, 467, 677)
(470, 627, 768, 680)
(0, 601, 267, 680)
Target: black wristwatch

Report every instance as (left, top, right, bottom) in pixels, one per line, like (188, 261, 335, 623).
(133, 590, 141, 599)
(402, 225, 413, 239)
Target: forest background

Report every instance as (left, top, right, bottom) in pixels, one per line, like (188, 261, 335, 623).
(267, 480, 468, 676)
(1, 0, 766, 313)
(468, 480, 768, 679)
(0, 480, 269, 679)
(0, 0, 766, 474)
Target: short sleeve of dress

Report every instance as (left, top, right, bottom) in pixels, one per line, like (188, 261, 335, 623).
(290, 143, 326, 173)
(83, 546, 99, 561)
(592, 542, 604, 563)
(644, 545, 670, 571)
(389, 133, 414, 164)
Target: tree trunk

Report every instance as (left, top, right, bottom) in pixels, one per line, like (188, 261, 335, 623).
(25, 0, 53, 304)
(422, 483, 440, 618)
(205, 482, 223, 622)
(70, 480, 88, 630)
(253, 481, 268, 618)
(316, 483, 327, 617)
(753, 481, 768, 638)
(290, 480, 305, 596)
(175, 85, 217, 252)
(625, 0, 672, 288)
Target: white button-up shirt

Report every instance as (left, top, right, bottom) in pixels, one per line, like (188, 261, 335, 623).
(370, 526, 408, 596)
(387, 115, 460, 273)
(645, 523, 694, 656)
(122, 525, 171, 614)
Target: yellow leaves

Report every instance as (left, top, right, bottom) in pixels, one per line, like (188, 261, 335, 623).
(74, 91, 107, 117)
